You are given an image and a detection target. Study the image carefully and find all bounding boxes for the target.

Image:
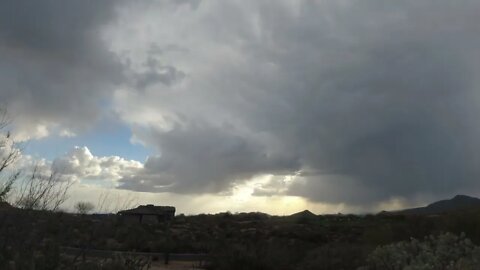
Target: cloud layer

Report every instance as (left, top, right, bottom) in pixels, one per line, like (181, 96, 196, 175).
(111, 0, 480, 205)
(0, 0, 123, 139)
(2, 0, 480, 208)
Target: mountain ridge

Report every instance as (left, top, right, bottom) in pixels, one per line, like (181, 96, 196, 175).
(385, 194, 480, 215)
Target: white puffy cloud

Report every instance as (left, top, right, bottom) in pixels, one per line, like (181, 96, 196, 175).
(53, 146, 143, 182)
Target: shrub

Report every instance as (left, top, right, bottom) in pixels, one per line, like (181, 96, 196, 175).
(295, 243, 368, 270)
(359, 232, 480, 270)
(75, 201, 95, 215)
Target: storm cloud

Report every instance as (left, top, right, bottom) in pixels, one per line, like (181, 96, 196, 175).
(0, 0, 123, 138)
(2, 0, 480, 208)
(112, 0, 480, 205)
(117, 122, 300, 193)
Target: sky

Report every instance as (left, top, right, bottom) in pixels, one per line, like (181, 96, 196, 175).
(1, 0, 480, 215)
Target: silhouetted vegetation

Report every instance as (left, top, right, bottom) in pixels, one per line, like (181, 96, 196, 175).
(75, 201, 95, 215)
(2, 206, 480, 269)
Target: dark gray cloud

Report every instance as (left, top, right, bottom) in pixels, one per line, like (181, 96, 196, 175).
(0, 0, 124, 137)
(253, 0, 480, 203)
(118, 121, 300, 193)
(269, 1, 480, 203)
(134, 56, 186, 90)
(114, 0, 480, 206)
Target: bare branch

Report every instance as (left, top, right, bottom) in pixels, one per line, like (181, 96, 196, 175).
(96, 190, 113, 213)
(0, 171, 20, 202)
(15, 163, 73, 211)
(113, 192, 138, 213)
(0, 107, 11, 130)
(0, 108, 21, 202)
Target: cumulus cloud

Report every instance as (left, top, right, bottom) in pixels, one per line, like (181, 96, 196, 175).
(110, 0, 480, 205)
(53, 146, 142, 182)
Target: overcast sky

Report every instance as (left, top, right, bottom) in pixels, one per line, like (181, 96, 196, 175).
(1, 0, 480, 214)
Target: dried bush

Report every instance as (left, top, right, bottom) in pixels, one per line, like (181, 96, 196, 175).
(75, 201, 95, 215)
(359, 232, 480, 270)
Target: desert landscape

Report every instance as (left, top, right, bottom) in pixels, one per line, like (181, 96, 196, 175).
(3, 195, 480, 269)
(2, 0, 480, 269)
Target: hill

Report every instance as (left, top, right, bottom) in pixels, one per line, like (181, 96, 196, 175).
(391, 194, 480, 215)
(289, 209, 317, 219)
(282, 209, 318, 223)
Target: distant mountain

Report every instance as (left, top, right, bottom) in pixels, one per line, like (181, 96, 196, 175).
(289, 210, 317, 219)
(389, 195, 480, 215)
(284, 210, 318, 223)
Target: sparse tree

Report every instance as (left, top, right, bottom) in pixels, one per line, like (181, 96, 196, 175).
(0, 108, 73, 210)
(0, 108, 21, 202)
(75, 201, 95, 215)
(15, 164, 73, 211)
